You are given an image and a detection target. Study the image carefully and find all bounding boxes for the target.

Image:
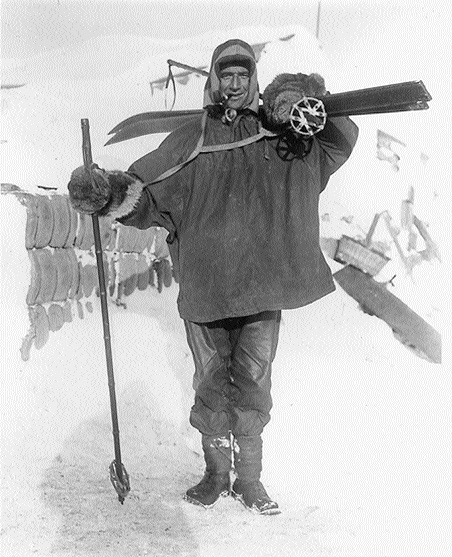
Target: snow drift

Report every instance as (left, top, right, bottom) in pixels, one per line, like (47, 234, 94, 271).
(1, 23, 448, 557)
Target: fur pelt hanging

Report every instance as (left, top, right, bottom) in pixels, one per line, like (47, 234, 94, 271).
(262, 73, 327, 128)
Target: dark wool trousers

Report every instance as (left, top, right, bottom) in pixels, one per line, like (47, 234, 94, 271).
(184, 310, 281, 437)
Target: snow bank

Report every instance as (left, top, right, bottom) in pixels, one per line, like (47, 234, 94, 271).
(1, 21, 448, 557)
(1, 188, 196, 553)
(1, 25, 331, 190)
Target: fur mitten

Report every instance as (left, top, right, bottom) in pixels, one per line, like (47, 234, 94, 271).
(262, 73, 327, 127)
(68, 165, 140, 215)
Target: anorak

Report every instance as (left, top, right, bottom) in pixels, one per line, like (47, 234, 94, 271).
(118, 40, 359, 322)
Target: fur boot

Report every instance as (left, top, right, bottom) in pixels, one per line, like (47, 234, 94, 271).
(232, 435, 280, 515)
(184, 435, 232, 508)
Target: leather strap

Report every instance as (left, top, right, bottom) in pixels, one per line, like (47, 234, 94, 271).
(148, 111, 278, 184)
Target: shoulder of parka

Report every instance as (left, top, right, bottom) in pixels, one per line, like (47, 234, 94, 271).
(128, 114, 204, 183)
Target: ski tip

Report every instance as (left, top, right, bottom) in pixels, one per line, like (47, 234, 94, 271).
(418, 80, 432, 102)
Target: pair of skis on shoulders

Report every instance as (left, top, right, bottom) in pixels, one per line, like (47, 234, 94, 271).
(106, 80, 431, 144)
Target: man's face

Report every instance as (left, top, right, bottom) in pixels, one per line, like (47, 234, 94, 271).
(218, 65, 250, 110)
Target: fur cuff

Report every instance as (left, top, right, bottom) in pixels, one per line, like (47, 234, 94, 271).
(108, 173, 146, 220)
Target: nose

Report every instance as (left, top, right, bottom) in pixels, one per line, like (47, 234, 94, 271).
(231, 74, 241, 89)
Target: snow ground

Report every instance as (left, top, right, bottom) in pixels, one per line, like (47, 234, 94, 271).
(1, 20, 450, 557)
(1, 281, 450, 557)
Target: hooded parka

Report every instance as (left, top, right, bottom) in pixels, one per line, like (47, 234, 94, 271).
(115, 39, 359, 323)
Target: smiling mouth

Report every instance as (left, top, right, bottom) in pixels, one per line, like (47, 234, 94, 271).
(224, 92, 247, 109)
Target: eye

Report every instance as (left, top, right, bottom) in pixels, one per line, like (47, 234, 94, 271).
(220, 72, 250, 81)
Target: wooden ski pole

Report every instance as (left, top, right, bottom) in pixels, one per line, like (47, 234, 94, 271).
(166, 59, 208, 77)
(81, 119, 130, 504)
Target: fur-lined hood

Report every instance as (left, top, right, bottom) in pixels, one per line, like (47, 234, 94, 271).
(203, 39, 260, 113)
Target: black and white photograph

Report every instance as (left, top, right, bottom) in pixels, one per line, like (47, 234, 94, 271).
(1, 1, 450, 555)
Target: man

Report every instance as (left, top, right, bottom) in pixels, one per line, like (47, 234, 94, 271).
(68, 39, 358, 515)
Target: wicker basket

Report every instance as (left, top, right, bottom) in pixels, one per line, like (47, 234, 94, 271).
(334, 235, 390, 276)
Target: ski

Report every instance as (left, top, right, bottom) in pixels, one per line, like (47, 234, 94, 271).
(108, 109, 204, 135)
(333, 265, 441, 364)
(106, 80, 431, 145)
(319, 80, 431, 117)
(105, 112, 202, 145)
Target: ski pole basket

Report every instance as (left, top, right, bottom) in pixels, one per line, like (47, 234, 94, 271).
(334, 235, 390, 276)
(334, 213, 390, 276)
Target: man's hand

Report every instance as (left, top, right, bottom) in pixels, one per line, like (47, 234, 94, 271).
(68, 164, 112, 214)
(262, 73, 327, 127)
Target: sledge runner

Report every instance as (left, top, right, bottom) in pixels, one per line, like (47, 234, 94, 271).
(68, 39, 358, 515)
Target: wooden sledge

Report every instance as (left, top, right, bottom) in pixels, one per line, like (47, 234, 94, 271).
(333, 265, 441, 364)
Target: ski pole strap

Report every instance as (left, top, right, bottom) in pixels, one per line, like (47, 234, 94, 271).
(165, 64, 177, 111)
